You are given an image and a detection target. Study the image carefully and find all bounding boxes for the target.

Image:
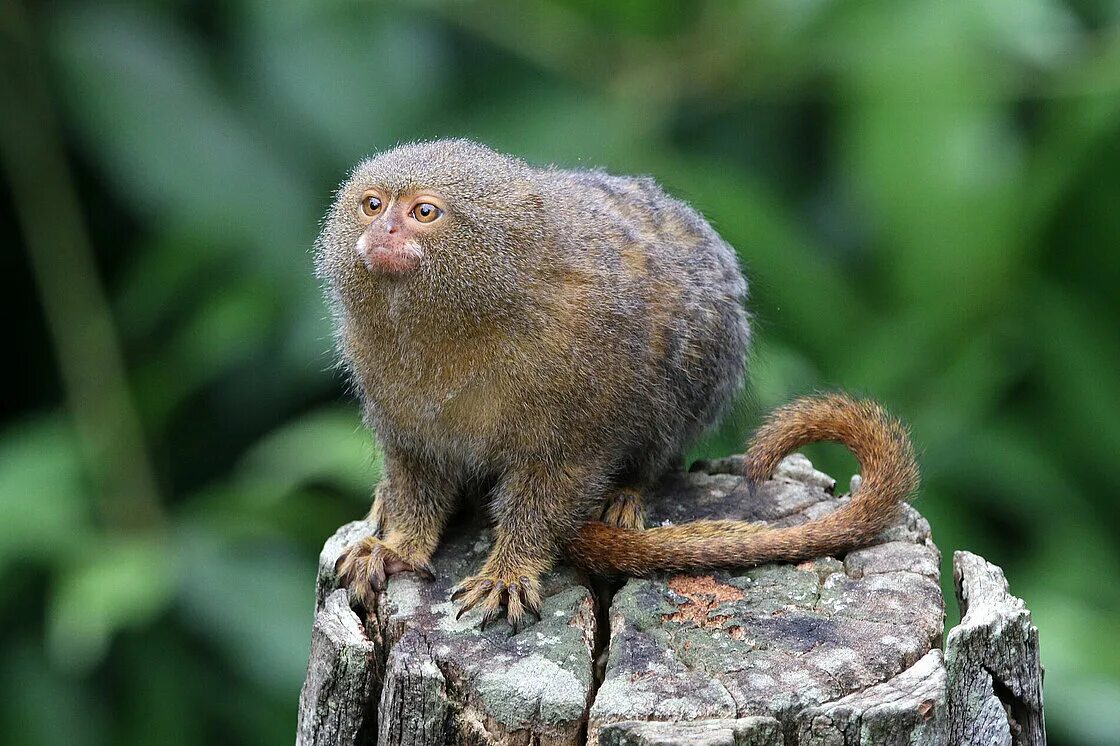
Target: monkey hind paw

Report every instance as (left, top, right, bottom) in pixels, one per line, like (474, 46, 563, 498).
(600, 489, 646, 531)
(451, 571, 543, 631)
(335, 536, 434, 611)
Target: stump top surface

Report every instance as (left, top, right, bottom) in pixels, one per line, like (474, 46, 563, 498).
(306, 454, 953, 745)
(588, 455, 944, 740)
(319, 522, 598, 743)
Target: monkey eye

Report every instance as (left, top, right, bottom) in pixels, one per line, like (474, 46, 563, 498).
(359, 191, 384, 219)
(410, 202, 444, 224)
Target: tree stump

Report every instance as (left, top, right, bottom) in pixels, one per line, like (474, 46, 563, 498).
(296, 454, 1045, 745)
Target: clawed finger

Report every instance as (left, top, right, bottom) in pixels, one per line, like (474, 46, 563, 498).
(453, 582, 491, 619)
(335, 538, 436, 610)
(451, 573, 543, 629)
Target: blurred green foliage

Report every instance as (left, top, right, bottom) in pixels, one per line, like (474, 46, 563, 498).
(2, 0, 1119, 743)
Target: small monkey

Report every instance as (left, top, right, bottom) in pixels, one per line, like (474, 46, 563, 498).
(316, 140, 918, 627)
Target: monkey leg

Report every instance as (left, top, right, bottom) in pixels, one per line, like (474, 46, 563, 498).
(452, 463, 593, 629)
(600, 487, 646, 530)
(365, 481, 390, 535)
(337, 448, 456, 611)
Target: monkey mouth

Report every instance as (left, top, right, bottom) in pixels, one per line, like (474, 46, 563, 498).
(361, 246, 422, 276)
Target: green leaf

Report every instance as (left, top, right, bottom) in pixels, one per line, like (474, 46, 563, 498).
(234, 407, 378, 503)
(0, 417, 90, 570)
(174, 529, 312, 696)
(47, 536, 175, 672)
(48, 4, 314, 255)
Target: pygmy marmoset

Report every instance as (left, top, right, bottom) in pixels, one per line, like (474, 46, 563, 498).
(316, 139, 919, 627)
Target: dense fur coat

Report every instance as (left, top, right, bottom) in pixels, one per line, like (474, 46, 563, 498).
(318, 140, 749, 489)
(317, 140, 917, 626)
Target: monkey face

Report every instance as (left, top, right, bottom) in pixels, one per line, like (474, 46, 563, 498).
(317, 140, 549, 321)
(352, 188, 447, 276)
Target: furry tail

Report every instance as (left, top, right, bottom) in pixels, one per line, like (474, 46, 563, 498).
(566, 394, 920, 576)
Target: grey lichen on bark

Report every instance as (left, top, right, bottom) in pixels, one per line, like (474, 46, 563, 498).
(295, 454, 1045, 746)
(300, 521, 597, 746)
(946, 551, 1045, 746)
(297, 589, 377, 746)
(598, 716, 783, 746)
(587, 455, 945, 744)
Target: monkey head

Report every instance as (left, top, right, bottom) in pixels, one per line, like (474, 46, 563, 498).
(316, 140, 552, 320)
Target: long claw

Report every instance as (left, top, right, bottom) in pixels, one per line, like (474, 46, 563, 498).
(369, 568, 386, 592)
(335, 537, 435, 609)
(479, 606, 502, 629)
(456, 593, 482, 619)
(451, 571, 544, 629)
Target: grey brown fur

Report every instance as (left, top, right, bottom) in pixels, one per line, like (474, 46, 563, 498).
(315, 139, 917, 626)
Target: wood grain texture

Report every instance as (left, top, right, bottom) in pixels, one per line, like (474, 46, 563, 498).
(297, 590, 377, 746)
(947, 551, 1046, 746)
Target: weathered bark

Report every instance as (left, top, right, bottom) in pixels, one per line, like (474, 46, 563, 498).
(587, 455, 944, 744)
(598, 716, 782, 746)
(299, 521, 597, 746)
(945, 551, 1045, 746)
(296, 454, 1045, 745)
(297, 589, 377, 746)
(796, 649, 948, 744)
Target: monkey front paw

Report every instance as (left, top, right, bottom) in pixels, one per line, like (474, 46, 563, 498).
(600, 489, 646, 530)
(336, 537, 434, 610)
(450, 571, 543, 630)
